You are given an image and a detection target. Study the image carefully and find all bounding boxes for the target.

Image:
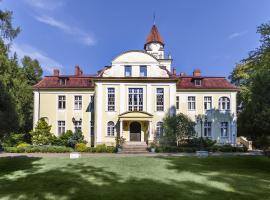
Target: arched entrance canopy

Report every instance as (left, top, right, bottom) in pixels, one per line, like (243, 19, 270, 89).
(118, 111, 153, 121)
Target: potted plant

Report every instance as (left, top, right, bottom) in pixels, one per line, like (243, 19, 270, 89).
(115, 136, 126, 152)
(150, 142, 157, 153)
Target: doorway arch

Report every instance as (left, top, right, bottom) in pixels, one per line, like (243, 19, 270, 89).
(129, 122, 141, 141)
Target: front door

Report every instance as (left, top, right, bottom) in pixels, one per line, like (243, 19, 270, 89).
(130, 122, 141, 141)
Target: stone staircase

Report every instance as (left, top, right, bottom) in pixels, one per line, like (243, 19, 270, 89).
(119, 142, 149, 154)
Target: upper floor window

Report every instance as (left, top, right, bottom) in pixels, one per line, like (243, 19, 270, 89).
(194, 79, 201, 86)
(156, 88, 164, 111)
(59, 78, 67, 86)
(156, 122, 163, 138)
(188, 96, 196, 111)
(58, 121, 65, 135)
(204, 96, 212, 110)
(74, 121, 82, 132)
(107, 121, 115, 136)
(140, 66, 147, 77)
(219, 97, 230, 111)
(125, 65, 132, 77)
(107, 88, 115, 111)
(221, 122, 229, 137)
(74, 96, 82, 110)
(128, 88, 143, 111)
(204, 122, 212, 137)
(176, 96, 180, 110)
(90, 121, 94, 136)
(58, 96, 66, 109)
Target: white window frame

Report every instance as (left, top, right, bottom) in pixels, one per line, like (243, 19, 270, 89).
(74, 95, 82, 110)
(219, 97, 230, 111)
(128, 88, 143, 111)
(221, 122, 229, 137)
(188, 96, 196, 111)
(90, 121, 94, 136)
(156, 88, 164, 111)
(107, 121, 115, 136)
(204, 96, 212, 111)
(140, 65, 147, 77)
(124, 65, 132, 77)
(156, 121, 163, 138)
(107, 88, 115, 111)
(58, 95, 66, 110)
(176, 96, 180, 110)
(204, 122, 212, 137)
(58, 121, 65, 135)
(74, 121, 82, 132)
(194, 79, 201, 86)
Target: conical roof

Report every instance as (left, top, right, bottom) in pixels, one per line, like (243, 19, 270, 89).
(145, 25, 164, 46)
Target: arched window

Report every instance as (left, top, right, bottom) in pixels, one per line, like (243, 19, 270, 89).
(107, 121, 115, 136)
(219, 97, 230, 110)
(156, 122, 163, 137)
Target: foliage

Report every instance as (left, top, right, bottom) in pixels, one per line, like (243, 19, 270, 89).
(4, 145, 73, 153)
(161, 113, 196, 146)
(115, 136, 126, 148)
(67, 130, 86, 148)
(75, 143, 87, 152)
(0, 9, 20, 41)
(183, 138, 216, 148)
(1, 132, 27, 147)
(230, 22, 270, 145)
(51, 130, 74, 146)
(16, 143, 31, 149)
(30, 118, 54, 146)
(253, 135, 270, 151)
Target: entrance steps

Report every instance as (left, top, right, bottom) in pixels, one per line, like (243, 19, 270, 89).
(119, 142, 149, 154)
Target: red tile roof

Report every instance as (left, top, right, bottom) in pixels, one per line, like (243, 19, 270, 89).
(145, 25, 164, 45)
(177, 76, 238, 90)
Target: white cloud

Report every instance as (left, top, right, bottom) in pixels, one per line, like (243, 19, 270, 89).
(228, 31, 248, 40)
(11, 43, 63, 73)
(24, 0, 64, 10)
(35, 15, 95, 46)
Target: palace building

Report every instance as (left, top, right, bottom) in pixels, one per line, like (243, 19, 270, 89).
(33, 25, 238, 147)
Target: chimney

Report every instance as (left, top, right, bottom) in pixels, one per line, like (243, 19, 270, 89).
(75, 65, 81, 76)
(193, 69, 201, 77)
(172, 68, 176, 76)
(53, 69, 59, 76)
(179, 72, 186, 76)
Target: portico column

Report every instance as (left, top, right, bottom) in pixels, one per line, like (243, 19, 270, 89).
(120, 119, 123, 137)
(149, 120, 153, 141)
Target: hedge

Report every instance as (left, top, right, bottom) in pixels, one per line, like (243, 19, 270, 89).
(4, 145, 73, 153)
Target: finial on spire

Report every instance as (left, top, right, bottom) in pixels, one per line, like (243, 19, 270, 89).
(153, 12, 156, 25)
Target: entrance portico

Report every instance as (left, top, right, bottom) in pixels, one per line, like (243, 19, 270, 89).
(119, 111, 154, 142)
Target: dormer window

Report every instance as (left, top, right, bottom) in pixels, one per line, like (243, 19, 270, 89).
(140, 66, 147, 77)
(59, 78, 67, 86)
(194, 79, 201, 86)
(125, 66, 132, 77)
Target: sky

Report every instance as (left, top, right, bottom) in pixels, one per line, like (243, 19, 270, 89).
(1, 0, 270, 77)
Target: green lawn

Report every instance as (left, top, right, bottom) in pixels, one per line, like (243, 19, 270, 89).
(0, 156, 270, 200)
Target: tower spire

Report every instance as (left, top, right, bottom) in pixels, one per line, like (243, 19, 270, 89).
(153, 12, 156, 25)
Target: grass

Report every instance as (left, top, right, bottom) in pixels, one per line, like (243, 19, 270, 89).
(0, 156, 270, 200)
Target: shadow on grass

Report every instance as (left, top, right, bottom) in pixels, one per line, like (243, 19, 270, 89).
(0, 156, 269, 200)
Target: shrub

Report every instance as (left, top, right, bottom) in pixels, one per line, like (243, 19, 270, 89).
(208, 145, 247, 152)
(75, 143, 87, 152)
(4, 145, 73, 153)
(2, 133, 25, 147)
(17, 143, 31, 149)
(115, 136, 126, 148)
(59, 130, 74, 146)
(30, 118, 54, 145)
(67, 130, 86, 148)
(106, 146, 116, 153)
(96, 144, 107, 152)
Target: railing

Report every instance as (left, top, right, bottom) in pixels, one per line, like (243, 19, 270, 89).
(237, 136, 252, 150)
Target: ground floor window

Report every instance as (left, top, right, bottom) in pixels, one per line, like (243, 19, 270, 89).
(58, 121, 65, 135)
(221, 122, 229, 137)
(156, 121, 163, 137)
(74, 121, 82, 132)
(107, 121, 115, 136)
(204, 122, 212, 137)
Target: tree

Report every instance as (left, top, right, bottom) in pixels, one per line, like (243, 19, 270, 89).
(67, 130, 86, 148)
(162, 113, 196, 146)
(22, 56, 43, 85)
(30, 118, 54, 145)
(230, 22, 270, 147)
(0, 9, 20, 41)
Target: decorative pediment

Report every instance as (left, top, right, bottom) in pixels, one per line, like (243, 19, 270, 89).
(119, 111, 153, 119)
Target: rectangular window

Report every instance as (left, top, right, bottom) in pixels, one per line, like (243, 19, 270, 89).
(74, 121, 82, 132)
(204, 96, 212, 110)
(58, 121, 65, 135)
(107, 88, 115, 111)
(140, 65, 147, 77)
(188, 96, 196, 110)
(156, 88, 164, 111)
(194, 79, 201, 86)
(204, 122, 212, 137)
(221, 122, 229, 137)
(74, 96, 82, 110)
(176, 96, 180, 110)
(90, 121, 94, 136)
(125, 65, 132, 77)
(128, 88, 143, 111)
(90, 95, 94, 111)
(58, 96, 66, 109)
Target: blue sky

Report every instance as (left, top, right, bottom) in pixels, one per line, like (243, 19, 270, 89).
(1, 0, 270, 77)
